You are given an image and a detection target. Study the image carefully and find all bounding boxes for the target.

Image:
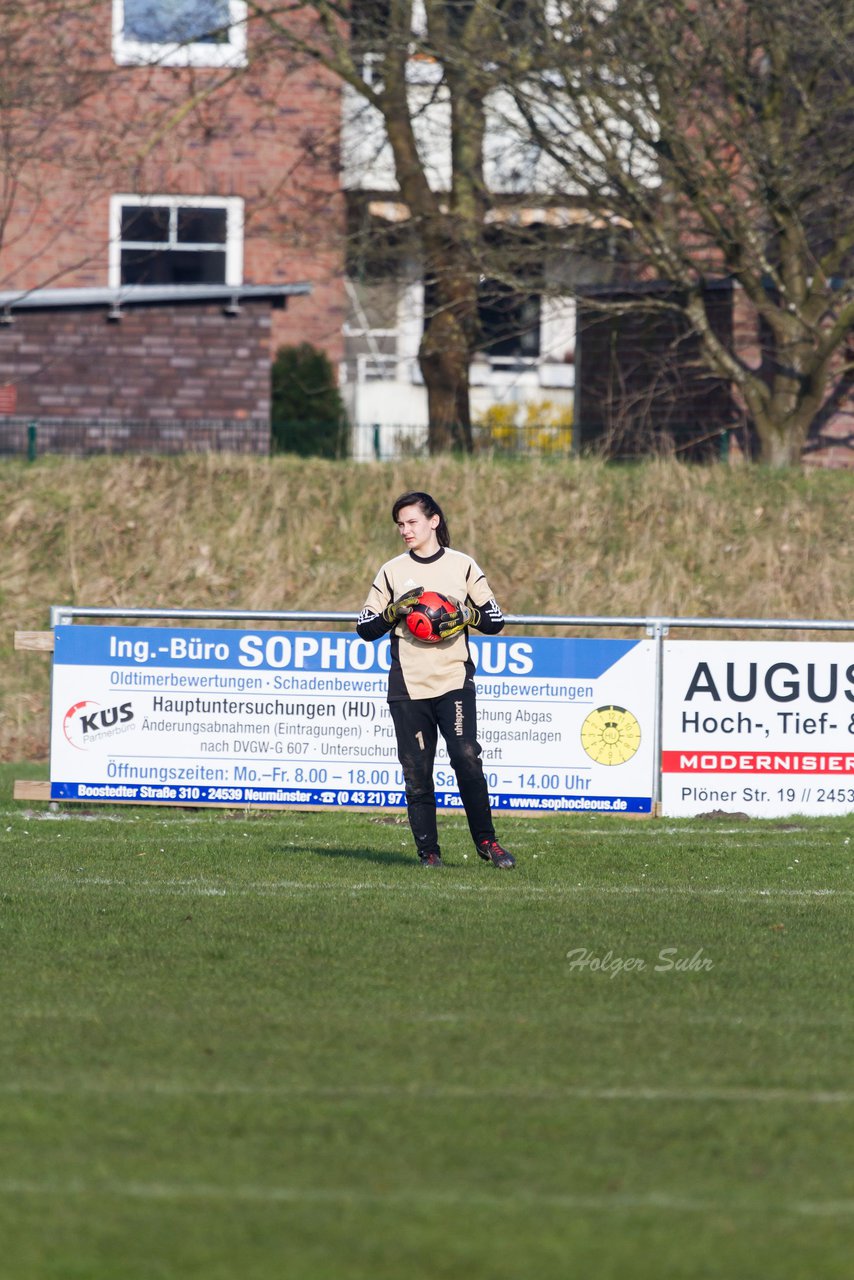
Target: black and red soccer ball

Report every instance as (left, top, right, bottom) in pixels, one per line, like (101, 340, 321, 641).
(405, 591, 458, 644)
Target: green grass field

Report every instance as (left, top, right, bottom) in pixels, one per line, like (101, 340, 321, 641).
(1, 764, 852, 1279)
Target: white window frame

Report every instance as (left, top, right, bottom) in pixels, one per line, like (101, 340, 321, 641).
(112, 0, 247, 68)
(108, 194, 245, 288)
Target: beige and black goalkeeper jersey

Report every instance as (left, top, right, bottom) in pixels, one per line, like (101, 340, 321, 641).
(357, 546, 505, 701)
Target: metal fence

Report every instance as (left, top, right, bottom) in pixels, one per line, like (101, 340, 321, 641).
(350, 420, 575, 461)
(0, 415, 750, 463)
(0, 416, 578, 461)
(48, 605, 854, 814)
(0, 417, 270, 459)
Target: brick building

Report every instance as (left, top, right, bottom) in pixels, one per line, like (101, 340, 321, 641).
(0, 284, 309, 455)
(3, 4, 849, 465)
(0, 0, 345, 452)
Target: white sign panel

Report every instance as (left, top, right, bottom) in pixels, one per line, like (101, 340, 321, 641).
(49, 626, 656, 813)
(662, 640, 854, 816)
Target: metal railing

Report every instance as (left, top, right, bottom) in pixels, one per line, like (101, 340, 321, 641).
(2, 416, 577, 460)
(50, 605, 854, 813)
(3, 418, 754, 463)
(0, 417, 269, 458)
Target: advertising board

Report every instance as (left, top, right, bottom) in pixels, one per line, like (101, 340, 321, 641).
(49, 625, 656, 813)
(662, 640, 854, 816)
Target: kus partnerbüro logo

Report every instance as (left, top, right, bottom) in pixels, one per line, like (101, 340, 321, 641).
(63, 700, 134, 750)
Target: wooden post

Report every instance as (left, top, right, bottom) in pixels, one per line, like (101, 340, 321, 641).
(13, 631, 53, 800)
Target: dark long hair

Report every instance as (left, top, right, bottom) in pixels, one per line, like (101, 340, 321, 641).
(391, 491, 451, 547)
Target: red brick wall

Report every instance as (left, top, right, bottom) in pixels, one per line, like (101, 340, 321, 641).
(0, 301, 282, 453)
(0, 4, 346, 368)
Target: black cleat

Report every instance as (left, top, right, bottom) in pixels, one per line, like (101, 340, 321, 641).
(419, 851, 444, 867)
(476, 838, 515, 869)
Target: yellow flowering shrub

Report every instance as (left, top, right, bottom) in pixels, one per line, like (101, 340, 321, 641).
(474, 399, 573, 454)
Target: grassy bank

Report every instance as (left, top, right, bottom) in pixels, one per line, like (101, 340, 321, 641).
(2, 453, 853, 759)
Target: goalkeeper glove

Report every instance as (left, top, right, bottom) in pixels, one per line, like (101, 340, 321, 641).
(436, 600, 481, 641)
(382, 585, 424, 625)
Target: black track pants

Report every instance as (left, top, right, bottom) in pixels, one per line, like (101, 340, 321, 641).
(388, 687, 495, 856)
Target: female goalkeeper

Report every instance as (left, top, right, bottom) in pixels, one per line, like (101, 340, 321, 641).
(356, 490, 515, 869)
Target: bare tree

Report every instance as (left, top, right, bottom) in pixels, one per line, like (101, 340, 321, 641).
(508, 0, 854, 466)
(244, 1, 575, 452)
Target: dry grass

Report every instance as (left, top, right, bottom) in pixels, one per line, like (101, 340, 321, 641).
(2, 453, 852, 759)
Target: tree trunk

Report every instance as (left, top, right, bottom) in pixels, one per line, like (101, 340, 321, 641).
(754, 419, 809, 468)
(418, 307, 474, 453)
(752, 344, 820, 467)
(698, 297, 824, 469)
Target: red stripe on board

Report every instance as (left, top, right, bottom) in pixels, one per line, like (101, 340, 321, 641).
(661, 751, 854, 774)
